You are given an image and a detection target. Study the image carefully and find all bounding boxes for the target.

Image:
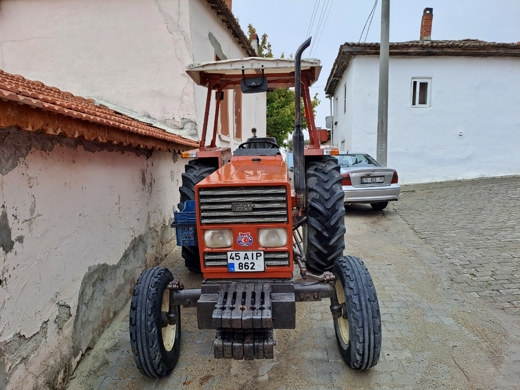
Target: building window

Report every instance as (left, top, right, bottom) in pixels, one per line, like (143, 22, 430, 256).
(343, 83, 347, 113)
(411, 78, 431, 107)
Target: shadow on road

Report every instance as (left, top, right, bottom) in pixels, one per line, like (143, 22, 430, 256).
(344, 203, 391, 217)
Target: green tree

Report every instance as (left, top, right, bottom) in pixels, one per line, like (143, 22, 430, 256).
(247, 25, 273, 58)
(285, 138, 310, 152)
(247, 25, 319, 148)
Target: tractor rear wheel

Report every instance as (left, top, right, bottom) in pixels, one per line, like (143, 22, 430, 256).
(332, 256, 381, 370)
(130, 267, 181, 378)
(304, 156, 346, 272)
(178, 159, 217, 272)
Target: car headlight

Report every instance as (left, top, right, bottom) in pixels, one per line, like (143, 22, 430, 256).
(204, 229, 233, 248)
(258, 228, 288, 247)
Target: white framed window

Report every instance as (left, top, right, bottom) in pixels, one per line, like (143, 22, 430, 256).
(343, 83, 347, 113)
(411, 78, 431, 107)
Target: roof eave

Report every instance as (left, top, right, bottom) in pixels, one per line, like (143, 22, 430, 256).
(325, 40, 520, 96)
(0, 100, 197, 152)
(205, 0, 256, 57)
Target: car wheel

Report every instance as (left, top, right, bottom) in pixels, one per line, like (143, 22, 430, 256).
(130, 267, 181, 378)
(332, 256, 381, 370)
(178, 159, 217, 272)
(304, 156, 346, 272)
(370, 201, 388, 211)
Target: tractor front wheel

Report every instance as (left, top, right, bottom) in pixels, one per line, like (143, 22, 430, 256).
(130, 267, 181, 378)
(304, 156, 346, 272)
(332, 256, 381, 370)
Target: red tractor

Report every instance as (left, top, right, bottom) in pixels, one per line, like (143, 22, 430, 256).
(129, 39, 381, 377)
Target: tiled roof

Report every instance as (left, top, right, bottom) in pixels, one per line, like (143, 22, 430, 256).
(325, 40, 520, 95)
(0, 69, 199, 150)
(205, 0, 256, 57)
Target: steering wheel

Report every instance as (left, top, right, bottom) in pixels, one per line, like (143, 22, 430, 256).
(238, 140, 279, 149)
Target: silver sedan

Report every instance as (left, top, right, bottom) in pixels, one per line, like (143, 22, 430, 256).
(336, 153, 400, 210)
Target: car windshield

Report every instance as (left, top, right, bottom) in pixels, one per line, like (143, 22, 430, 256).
(336, 154, 380, 168)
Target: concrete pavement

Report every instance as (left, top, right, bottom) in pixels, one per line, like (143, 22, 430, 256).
(67, 176, 520, 389)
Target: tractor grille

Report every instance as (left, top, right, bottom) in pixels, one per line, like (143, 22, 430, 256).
(198, 186, 288, 225)
(204, 252, 290, 267)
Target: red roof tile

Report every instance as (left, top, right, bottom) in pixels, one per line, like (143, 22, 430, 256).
(0, 69, 199, 150)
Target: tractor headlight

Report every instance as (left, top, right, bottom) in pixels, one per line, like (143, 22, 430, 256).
(258, 228, 288, 247)
(204, 229, 233, 248)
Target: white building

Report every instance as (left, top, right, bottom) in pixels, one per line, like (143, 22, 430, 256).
(0, 0, 265, 148)
(325, 14, 520, 184)
(0, 1, 263, 389)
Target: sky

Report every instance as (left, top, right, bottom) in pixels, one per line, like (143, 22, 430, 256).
(232, 0, 520, 128)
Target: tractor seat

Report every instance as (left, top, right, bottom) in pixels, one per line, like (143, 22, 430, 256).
(242, 137, 279, 149)
(233, 137, 281, 157)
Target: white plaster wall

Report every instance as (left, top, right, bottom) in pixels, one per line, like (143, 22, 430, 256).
(331, 63, 357, 151)
(0, 0, 267, 147)
(348, 57, 381, 157)
(0, 0, 197, 139)
(0, 134, 184, 389)
(242, 93, 268, 140)
(333, 55, 520, 184)
(189, 0, 267, 149)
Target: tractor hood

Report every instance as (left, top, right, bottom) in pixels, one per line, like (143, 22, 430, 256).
(198, 156, 289, 186)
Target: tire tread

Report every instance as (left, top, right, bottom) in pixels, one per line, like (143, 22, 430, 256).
(178, 160, 217, 272)
(305, 156, 346, 272)
(333, 256, 381, 370)
(130, 267, 180, 377)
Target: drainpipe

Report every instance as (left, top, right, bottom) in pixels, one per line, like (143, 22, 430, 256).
(327, 95, 334, 147)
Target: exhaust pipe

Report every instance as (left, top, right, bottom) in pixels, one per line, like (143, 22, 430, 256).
(293, 37, 312, 212)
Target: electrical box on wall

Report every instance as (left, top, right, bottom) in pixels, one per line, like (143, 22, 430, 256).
(325, 116, 333, 129)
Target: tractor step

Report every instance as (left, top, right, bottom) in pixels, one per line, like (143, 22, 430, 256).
(211, 282, 273, 329)
(214, 328, 275, 360)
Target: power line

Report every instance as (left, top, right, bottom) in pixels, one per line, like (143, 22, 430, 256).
(311, 0, 334, 57)
(306, 0, 321, 38)
(363, 0, 378, 42)
(309, 0, 329, 56)
(359, 0, 378, 42)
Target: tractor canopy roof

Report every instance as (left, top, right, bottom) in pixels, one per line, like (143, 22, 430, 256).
(186, 57, 321, 90)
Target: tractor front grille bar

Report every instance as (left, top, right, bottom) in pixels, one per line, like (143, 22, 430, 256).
(198, 186, 288, 225)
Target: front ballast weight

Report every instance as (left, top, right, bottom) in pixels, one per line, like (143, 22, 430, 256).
(130, 256, 381, 377)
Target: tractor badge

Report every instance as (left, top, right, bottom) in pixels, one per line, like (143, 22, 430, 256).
(237, 232, 253, 246)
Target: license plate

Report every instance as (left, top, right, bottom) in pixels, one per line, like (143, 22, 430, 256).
(227, 251, 264, 272)
(361, 176, 384, 184)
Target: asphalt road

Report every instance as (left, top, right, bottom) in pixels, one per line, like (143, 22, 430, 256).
(68, 176, 520, 390)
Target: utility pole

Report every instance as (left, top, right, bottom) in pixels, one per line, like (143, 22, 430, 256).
(377, 0, 390, 166)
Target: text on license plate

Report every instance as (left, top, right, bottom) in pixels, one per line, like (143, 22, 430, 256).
(361, 176, 385, 184)
(227, 251, 264, 272)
